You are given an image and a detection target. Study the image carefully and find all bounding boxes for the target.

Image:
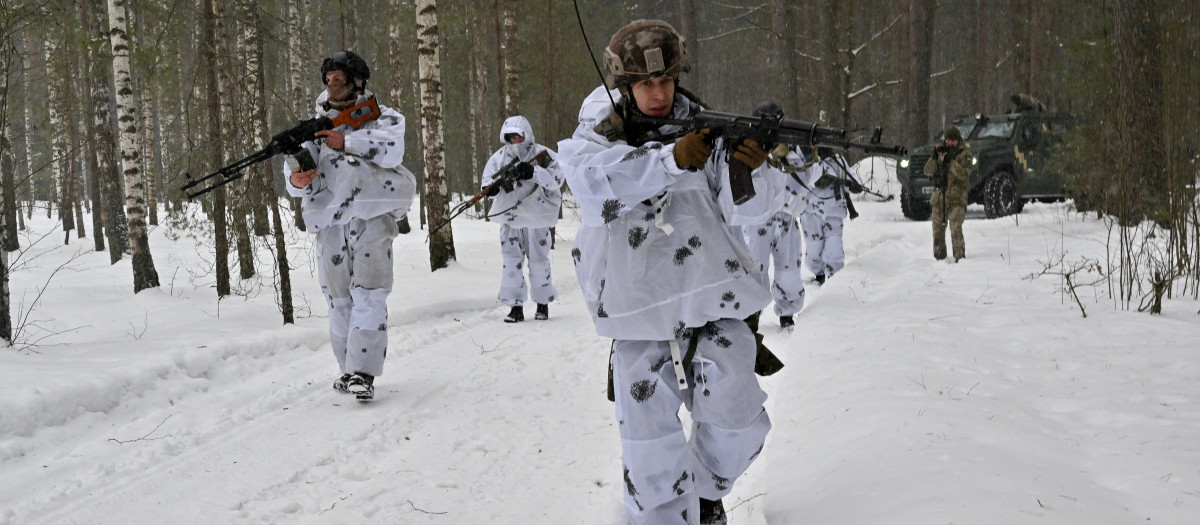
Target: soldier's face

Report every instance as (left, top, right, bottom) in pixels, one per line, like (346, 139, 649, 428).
(945, 139, 959, 148)
(325, 70, 353, 101)
(631, 76, 675, 118)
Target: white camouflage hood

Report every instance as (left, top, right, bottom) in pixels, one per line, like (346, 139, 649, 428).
(500, 115, 535, 158)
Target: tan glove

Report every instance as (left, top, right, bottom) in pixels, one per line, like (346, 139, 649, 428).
(733, 138, 769, 170)
(673, 129, 712, 171)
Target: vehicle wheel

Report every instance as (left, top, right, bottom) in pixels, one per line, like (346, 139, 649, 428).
(901, 188, 931, 221)
(983, 171, 1023, 218)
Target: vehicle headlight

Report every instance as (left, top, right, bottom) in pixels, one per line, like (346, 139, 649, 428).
(971, 157, 977, 166)
(899, 159, 910, 168)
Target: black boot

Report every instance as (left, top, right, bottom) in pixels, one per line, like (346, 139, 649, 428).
(779, 314, 795, 329)
(504, 306, 524, 323)
(534, 303, 549, 320)
(814, 273, 826, 285)
(699, 498, 727, 525)
(346, 373, 374, 400)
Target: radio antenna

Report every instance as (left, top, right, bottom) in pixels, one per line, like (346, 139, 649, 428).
(571, 0, 620, 113)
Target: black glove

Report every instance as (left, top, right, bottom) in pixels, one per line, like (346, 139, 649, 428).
(486, 183, 501, 197)
(515, 162, 534, 181)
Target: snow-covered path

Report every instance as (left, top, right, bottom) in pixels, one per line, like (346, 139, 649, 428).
(3, 195, 1199, 524)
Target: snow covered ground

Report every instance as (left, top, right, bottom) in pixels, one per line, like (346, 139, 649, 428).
(2, 163, 1198, 524)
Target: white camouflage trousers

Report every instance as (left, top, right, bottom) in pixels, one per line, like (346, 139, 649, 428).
(743, 212, 806, 316)
(498, 225, 556, 307)
(316, 216, 398, 377)
(800, 209, 845, 278)
(611, 319, 771, 524)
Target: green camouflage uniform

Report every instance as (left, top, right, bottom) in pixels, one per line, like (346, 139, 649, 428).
(923, 144, 974, 261)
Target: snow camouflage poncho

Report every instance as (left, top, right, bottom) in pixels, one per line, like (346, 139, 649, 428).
(480, 116, 564, 229)
(801, 153, 863, 220)
(558, 86, 788, 341)
(283, 89, 416, 232)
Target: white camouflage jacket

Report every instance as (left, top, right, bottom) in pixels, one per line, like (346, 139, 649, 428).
(283, 89, 416, 233)
(480, 116, 564, 229)
(557, 86, 787, 340)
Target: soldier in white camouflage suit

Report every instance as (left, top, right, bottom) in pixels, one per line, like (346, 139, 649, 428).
(558, 20, 786, 525)
(741, 145, 812, 329)
(480, 115, 564, 323)
(799, 147, 864, 284)
(284, 51, 416, 401)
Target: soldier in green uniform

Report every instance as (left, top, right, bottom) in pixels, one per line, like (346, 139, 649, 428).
(923, 127, 975, 261)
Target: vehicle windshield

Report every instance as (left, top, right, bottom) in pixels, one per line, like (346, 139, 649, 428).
(972, 121, 1016, 139)
(934, 123, 976, 143)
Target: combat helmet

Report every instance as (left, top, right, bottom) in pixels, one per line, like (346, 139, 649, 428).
(321, 51, 371, 89)
(603, 19, 689, 88)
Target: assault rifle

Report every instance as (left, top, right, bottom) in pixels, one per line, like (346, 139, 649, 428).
(629, 101, 906, 204)
(429, 150, 553, 235)
(180, 98, 383, 199)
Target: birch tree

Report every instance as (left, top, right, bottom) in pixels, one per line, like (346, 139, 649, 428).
(79, 0, 105, 252)
(87, 0, 129, 262)
(1, 161, 8, 343)
(287, 0, 308, 231)
(107, 0, 160, 292)
(416, 0, 455, 269)
(499, 0, 517, 116)
(1, 59, 16, 252)
(45, 38, 74, 244)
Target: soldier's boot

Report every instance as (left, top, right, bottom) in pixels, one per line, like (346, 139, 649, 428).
(534, 303, 549, 321)
(933, 242, 947, 261)
(504, 306, 524, 323)
(745, 312, 785, 376)
(779, 315, 795, 330)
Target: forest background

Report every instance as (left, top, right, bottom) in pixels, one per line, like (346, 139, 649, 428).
(1, 0, 1198, 335)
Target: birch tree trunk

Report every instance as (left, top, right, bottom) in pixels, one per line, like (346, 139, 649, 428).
(239, 0, 270, 237)
(132, 7, 158, 227)
(416, 0, 455, 269)
(500, 0, 517, 116)
(79, 0, 106, 252)
(215, 0, 255, 281)
(1, 57, 15, 253)
(1, 164, 8, 343)
(45, 38, 74, 244)
(107, 0, 160, 292)
(287, 0, 308, 231)
(1, 122, 15, 252)
(203, 0, 231, 297)
(90, 0, 130, 262)
(0, 44, 8, 337)
(21, 36, 38, 222)
(469, 9, 485, 214)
